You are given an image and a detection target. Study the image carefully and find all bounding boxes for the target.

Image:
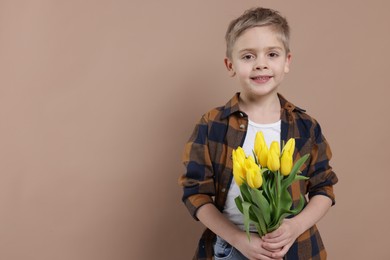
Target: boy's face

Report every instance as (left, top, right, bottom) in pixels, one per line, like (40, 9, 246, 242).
(225, 26, 291, 100)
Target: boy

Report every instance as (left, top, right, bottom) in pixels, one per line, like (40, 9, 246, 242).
(179, 7, 338, 260)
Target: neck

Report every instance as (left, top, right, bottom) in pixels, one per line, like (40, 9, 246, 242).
(239, 93, 281, 124)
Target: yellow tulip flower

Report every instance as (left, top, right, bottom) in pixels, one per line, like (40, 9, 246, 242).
(254, 132, 268, 167)
(280, 138, 295, 176)
(254, 132, 266, 156)
(232, 147, 247, 186)
(233, 160, 246, 186)
(234, 147, 246, 166)
(267, 141, 280, 172)
(245, 158, 262, 189)
(280, 151, 293, 176)
(246, 167, 262, 189)
(259, 147, 268, 168)
(283, 138, 295, 156)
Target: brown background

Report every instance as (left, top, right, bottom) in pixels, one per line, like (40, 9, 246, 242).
(0, 0, 389, 259)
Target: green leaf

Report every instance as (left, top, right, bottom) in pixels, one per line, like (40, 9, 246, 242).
(240, 183, 252, 203)
(268, 177, 277, 220)
(234, 196, 243, 213)
(251, 189, 271, 225)
(289, 154, 310, 177)
(271, 171, 282, 222)
(268, 211, 291, 232)
(294, 175, 309, 181)
(281, 169, 308, 193)
(271, 169, 305, 229)
(242, 201, 252, 240)
(235, 196, 257, 221)
(279, 186, 293, 214)
(268, 194, 308, 231)
(289, 194, 306, 215)
(254, 223, 263, 238)
(281, 168, 296, 188)
(262, 172, 272, 201)
(268, 172, 277, 211)
(251, 205, 267, 236)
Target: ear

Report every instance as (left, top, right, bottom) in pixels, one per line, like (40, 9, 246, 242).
(224, 58, 236, 77)
(284, 52, 292, 73)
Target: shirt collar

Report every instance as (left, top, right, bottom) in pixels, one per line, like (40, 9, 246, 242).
(220, 92, 305, 120)
(220, 93, 241, 119)
(277, 93, 306, 113)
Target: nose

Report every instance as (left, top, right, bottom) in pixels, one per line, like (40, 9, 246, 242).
(253, 57, 268, 70)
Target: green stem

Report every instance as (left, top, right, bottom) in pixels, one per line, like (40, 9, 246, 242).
(273, 170, 281, 227)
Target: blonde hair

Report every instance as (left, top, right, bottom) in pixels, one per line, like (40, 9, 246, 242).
(225, 7, 290, 59)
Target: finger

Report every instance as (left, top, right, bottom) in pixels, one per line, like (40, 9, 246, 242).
(270, 249, 287, 259)
(255, 245, 280, 259)
(263, 232, 289, 243)
(262, 238, 290, 250)
(263, 228, 282, 239)
(252, 253, 278, 260)
(270, 242, 292, 259)
(262, 235, 284, 243)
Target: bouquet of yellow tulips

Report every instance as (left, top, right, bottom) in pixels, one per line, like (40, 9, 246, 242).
(232, 131, 309, 239)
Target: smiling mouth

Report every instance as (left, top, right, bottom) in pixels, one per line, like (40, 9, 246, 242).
(251, 75, 272, 83)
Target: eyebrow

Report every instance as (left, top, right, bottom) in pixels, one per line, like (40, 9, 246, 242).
(238, 46, 284, 54)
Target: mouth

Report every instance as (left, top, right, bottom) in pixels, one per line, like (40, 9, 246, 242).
(250, 75, 272, 83)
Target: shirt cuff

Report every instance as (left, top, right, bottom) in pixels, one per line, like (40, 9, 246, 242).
(184, 194, 214, 220)
(309, 185, 336, 206)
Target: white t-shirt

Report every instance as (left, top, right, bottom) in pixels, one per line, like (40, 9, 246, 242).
(222, 119, 281, 231)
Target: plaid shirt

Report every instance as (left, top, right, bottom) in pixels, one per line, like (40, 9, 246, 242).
(179, 93, 338, 260)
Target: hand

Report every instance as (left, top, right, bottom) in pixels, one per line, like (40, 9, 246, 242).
(232, 232, 283, 260)
(261, 218, 302, 259)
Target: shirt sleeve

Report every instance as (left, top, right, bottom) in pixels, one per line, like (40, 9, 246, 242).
(307, 120, 338, 205)
(179, 114, 216, 220)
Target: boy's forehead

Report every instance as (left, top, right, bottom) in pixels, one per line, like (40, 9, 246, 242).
(234, 26, 285, 51)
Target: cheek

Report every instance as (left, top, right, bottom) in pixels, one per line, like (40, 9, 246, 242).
(236, 65, 251, 77)
(238, 72, 250, 81)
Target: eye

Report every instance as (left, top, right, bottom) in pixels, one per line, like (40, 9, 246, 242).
(241, 54, 255, 61)
(268, 52, 280, 58)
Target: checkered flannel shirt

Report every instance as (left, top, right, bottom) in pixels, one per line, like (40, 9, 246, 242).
(179, 93, 338, 260)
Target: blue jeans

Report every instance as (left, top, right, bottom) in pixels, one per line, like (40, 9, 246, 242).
(214, 236, 248, 260)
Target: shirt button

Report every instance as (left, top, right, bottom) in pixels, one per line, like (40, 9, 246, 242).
(221, 188, 226, 192)
(239, 124, 245, 129)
